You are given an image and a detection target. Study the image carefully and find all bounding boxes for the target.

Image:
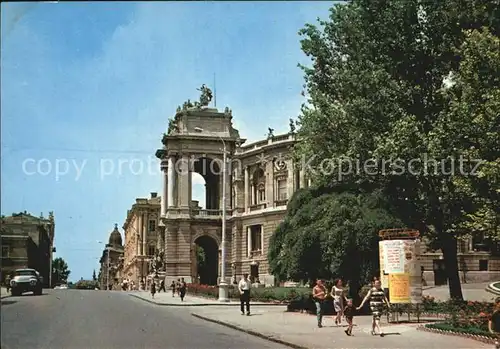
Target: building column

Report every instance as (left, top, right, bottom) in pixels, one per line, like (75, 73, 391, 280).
(260, 225, 264, 252)
(142, 213, 147, 256)
(247, 226, 252, 257)
(168, 156, 175, 207)
(161, 169, 168, 216)
(251, 185, 255, 205)
(135, 216, 141, 255)
(177, 155, 191, 208)
(244, 166, 249, 212)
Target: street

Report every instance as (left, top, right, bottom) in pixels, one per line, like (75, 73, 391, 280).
(1, 290, 287, 349)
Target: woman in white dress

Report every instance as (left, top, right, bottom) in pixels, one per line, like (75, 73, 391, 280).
(331, 279, 345, 326)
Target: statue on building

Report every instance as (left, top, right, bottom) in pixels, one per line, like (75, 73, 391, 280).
(154, 250, 164, 271)
(182, 99, 194, 110)
(196, 84, 213, 107)
(267, 127, 274, 139)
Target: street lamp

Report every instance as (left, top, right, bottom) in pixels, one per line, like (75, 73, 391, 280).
(194, 126, 229, 302)
(97, 240, 110, 290)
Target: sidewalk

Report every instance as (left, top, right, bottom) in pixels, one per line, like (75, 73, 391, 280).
(129, 291, 286, 307)
(191, 306, 490, 349)
(423, 282, 495, 302)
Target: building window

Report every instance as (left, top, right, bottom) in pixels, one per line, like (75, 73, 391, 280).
(277, 179, 287, 200)
(479, 260, 488, 271)
(252, 168, 266, 205)
(250, 225, 262, 252)
(1, 245, 9, 258)
(148, 245, 156, 256)
(257, 184, 266, 203)
(148, 220, 156, 232)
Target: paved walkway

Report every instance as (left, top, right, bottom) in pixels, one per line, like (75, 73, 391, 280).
(129, 291, 284, 306)
(423, 282, 494, 302)
(191, 306, 490, 349)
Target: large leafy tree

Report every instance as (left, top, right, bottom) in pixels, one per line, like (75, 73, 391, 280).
(268, 188, 403, 301)
(296, 0, 499, 299)
(52, 257, 71, 287)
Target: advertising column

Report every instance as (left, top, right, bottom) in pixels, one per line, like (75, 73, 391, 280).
(379, 239, 422, 304)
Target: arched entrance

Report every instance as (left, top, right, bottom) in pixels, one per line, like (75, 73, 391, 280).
(192, 157, 220, 210)
(194, 235, 219, 285)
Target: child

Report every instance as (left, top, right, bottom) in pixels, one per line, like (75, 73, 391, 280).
(170, 281, 176, 297)
(343, 298, 355, 336)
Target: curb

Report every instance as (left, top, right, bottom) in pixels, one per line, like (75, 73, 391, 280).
(128, 294, 286, 307)
(191, 313, 307, 349)
(486, 282, 500, 296)
(417, 324, 496, 344)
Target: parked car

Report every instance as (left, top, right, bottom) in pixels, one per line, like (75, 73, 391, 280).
(10, 268, 43, 296)
(54, 284, 68, 290)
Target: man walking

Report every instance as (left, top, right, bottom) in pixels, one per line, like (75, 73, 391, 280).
(238, 273, 251, 316)
(312, 279, 327, 328)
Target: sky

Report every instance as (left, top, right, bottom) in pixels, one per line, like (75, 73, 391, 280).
(1, 1, 333, 282)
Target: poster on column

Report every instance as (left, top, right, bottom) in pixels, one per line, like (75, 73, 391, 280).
(389, 273, 410, 303)
(382, 240, 405, 273)
(379, 239, 422, 303)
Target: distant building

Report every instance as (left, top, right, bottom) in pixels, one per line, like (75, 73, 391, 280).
(98, 224, 124, 290)
(421, 235, 500, 285)
(121, 193, 161, 288)
(1, 211, 55, 288)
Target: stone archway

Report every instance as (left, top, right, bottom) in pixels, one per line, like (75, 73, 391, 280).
(194, 235, 219, 285)
(192, 156, 221, 210)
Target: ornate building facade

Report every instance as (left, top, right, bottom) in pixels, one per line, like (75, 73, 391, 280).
(1, 211, 55, 288)
(121, 193, 161, 287)
(120, 97, 498, 288)
(98, 224, 124, 290)
(153, 105, 307, 286)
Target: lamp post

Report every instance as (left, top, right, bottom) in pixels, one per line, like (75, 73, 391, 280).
(194, 126, 229, 302)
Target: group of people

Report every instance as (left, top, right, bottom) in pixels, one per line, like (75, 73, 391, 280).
(149, 278, 187, 301)
(312, 277, 390, 336)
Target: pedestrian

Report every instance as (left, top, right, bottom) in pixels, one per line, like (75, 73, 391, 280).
(331, 278, 345, 326)
(170, 281, 176, 297)
(488, 297, 500, 349)
(357, 279, 390, 336)
(159, 279, 166, 293)
(176, 279, 181, 296)
(238, 273, 251, 316)
(343, 298, 355, 336)
(312, 279, 327, 328)
(179, 278, 187, 301)
(5, 275, 11, 294)
(150, 281, 156, 299)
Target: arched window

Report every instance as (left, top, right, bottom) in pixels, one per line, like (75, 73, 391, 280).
(252, 167, 266, 205)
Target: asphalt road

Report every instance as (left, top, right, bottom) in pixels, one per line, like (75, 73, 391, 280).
(1, 289, 287, 349)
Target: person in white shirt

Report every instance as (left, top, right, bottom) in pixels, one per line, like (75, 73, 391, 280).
(238, 273, 252, 315)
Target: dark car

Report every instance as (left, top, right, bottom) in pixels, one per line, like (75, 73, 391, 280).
(10, 268, 43, 296)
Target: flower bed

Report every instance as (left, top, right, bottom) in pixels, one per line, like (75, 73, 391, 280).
(420, 322, 496, 344)
(186, 283, 310, 303)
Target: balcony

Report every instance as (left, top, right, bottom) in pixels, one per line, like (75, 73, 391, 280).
(250, 250, 262, 258)
(249, 203, 267, 212)
(192, 209, 222, 217)
(275, 199, 288, 207)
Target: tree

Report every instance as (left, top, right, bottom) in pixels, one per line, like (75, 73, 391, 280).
(268, 187, 403, 301)
(75, 279, 99, 290)
(52, 257, 70, 287)
(296, 0, 500, 299)
(92, 269, 97, 281)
